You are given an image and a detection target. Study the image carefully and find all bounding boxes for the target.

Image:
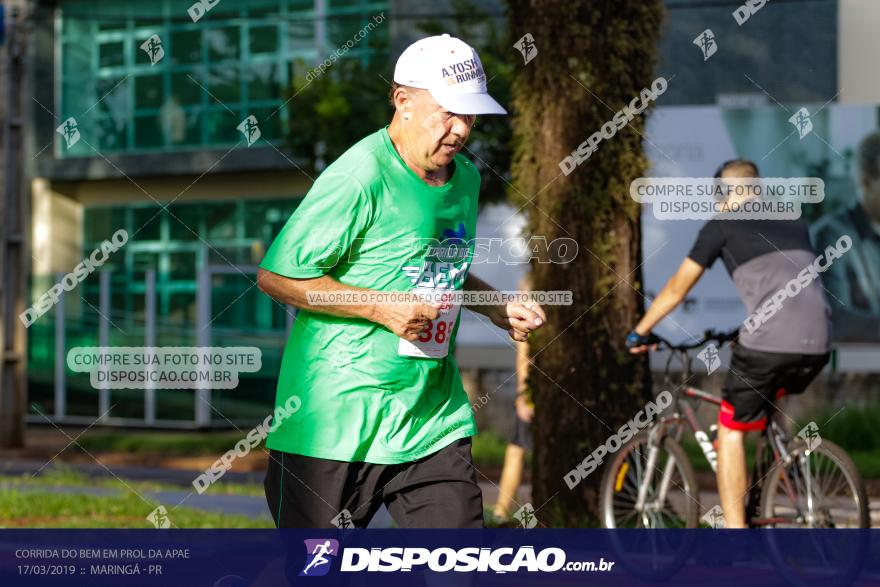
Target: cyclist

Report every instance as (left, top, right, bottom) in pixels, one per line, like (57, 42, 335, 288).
(626, 159, 832, 528)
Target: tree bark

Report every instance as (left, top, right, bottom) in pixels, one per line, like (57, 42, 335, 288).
(507, 0, 664, 526)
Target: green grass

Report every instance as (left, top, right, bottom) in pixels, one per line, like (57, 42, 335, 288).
(804, 404, 880, 453)
(471, 429, 510, 469)
(0, 489, 271, 528)
(679, 403, 880, 479)
(76, 431, 250, 456)
(79, 428, 513, 469)
(0, 467, 265, 497)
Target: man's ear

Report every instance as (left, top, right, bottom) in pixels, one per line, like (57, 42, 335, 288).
(393, 86, 413, 120)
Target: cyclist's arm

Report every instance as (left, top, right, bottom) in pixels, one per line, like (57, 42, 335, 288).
(634, 257, 705, 335)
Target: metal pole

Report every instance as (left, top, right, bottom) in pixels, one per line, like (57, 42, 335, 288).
(54, 273, 65, 420)
(195, 252, 210, 427)
(144, 269, 156, 425)
(98, 270, 110, 419)
(0, 5, 28, 448)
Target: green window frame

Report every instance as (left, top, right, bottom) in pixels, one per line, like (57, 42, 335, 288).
(57, 0, 389, 156)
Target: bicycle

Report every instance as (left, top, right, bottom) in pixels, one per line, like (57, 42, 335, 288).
(598, 329, 870, 583)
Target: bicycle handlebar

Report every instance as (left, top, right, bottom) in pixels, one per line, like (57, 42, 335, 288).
(652, 328, 739, 352)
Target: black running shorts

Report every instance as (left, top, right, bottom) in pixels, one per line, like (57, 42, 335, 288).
(263, 438, 484, 528)
(720, 345, 829, 431)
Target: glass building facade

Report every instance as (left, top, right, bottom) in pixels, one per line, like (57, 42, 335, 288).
(29, 0, 389, 426)
(57, 0, 389, 155)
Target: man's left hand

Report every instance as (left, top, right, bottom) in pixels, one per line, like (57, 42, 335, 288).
(490, 301, 546, 342)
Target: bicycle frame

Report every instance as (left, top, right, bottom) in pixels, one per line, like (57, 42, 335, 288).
(635, 339, 815, 527)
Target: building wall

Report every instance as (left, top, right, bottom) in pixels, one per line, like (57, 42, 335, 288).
(839, 0, 880, 103)
(31, 178, 83, 276)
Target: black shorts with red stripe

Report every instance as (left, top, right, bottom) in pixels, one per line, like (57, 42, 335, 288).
(720, 345, 830, 431)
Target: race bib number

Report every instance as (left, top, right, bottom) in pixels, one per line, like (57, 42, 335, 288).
(398, 289, 461, 359)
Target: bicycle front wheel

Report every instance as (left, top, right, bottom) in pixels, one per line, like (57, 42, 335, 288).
(759, 437, 868, 528)
(599, 432, 700, 528)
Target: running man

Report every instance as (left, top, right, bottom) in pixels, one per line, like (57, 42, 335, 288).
(302, 541, 334, 575)
(626, 160, 831, 527)
(257, 34, 546, 528)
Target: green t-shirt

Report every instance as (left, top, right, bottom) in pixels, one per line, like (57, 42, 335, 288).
(259, 127, 481, 464)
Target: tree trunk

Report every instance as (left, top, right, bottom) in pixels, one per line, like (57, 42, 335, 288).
(507, 0, 663, 526)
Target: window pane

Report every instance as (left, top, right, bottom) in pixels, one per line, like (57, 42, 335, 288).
(135, 114, 165, 148)
(206, 109, 241, 144)
(287, 18, 315, 52)
(99, 41, 125, 68)
(62, 41, 92, 81)
(132, 207, 162, 241)
(250, 25, 279, 55)
(95, 116, 129, 151)
(132, 251, 160, 273)
(92, 76, 131, 152)
(167, 293, 197, 325)
(249, 107, 281, 141)
(171, 71, 203, 107)
(161, 104, 201, 146)
(207, 67, 241, 103)
(84, 207, 126, 245)
(171, 29, 202, 65)
(211, 273, 254, 327)
(205, 203, 238, 240)
(206, 26, 241, 62)
(134, 74, 164, 110)
(168, 205, 202, 240)
(247, 62, 282, 101)
(169, 251, 197, 280)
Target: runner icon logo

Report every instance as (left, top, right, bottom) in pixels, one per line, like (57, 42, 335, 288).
(798, 421, 822, 454)
(139, 34, 165, 66)
(513, 33, 538, 65)
(693, 29, 717, 61)
(331, 509, 355, 529)
(701, 505, 726, 529)
(146, 505, 172, 529)
(300, 539, 340, 577)
(696, 343, 722, 374)
(789, 107, 813, 139)
(513, 503, 539, 528)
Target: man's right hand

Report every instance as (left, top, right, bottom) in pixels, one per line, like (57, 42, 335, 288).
(374, 294, 441, 341)
(626, 329, 659, 354)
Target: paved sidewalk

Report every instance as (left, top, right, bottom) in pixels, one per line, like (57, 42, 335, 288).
(5, 460, 878, 527)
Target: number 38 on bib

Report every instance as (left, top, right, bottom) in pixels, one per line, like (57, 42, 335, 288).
(398, 288, 461, 359)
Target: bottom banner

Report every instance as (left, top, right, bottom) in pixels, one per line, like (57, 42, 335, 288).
(0, 529, 876, 586)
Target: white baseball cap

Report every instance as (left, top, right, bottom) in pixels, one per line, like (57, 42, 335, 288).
(393, 34, 507, 116)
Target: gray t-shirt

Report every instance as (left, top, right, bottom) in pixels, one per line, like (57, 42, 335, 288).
(688, 218, 831, 354)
